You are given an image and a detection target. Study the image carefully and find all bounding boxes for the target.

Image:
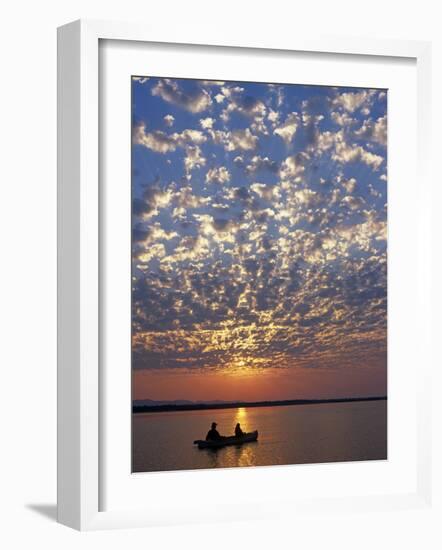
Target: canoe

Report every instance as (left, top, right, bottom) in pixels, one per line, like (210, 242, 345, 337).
(194, 430, 258, 449)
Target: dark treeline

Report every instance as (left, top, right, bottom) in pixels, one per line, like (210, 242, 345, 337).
(133, 396, 387, 414)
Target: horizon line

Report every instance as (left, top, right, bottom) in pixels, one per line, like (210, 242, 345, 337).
(133, 395, 387, 413)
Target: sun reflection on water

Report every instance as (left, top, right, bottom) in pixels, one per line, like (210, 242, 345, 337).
(234, 407, 248, 431)
(235, 444, 256, 468)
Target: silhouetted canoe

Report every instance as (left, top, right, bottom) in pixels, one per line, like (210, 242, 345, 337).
(194, 430, 258, 449)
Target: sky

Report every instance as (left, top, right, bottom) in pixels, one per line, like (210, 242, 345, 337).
(131, 76, 387, 402)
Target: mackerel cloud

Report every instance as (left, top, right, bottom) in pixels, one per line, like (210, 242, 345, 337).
(131, 78, 387, 374)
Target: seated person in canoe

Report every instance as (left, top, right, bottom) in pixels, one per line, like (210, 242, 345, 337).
(235, 423, 244, 437)
(206, 422, 223, 441)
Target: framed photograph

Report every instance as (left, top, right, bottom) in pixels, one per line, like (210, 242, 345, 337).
(57, 19, 432, 530)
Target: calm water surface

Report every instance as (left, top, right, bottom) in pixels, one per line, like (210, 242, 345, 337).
(132, 400, 387, 473)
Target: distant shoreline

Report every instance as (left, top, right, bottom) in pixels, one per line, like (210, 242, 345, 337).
(133, 396, 387, 414)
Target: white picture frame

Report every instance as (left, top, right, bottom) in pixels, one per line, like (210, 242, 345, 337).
(57, 19, 433, 531)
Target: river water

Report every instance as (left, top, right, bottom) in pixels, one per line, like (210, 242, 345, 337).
(132, 400, 387, 473)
